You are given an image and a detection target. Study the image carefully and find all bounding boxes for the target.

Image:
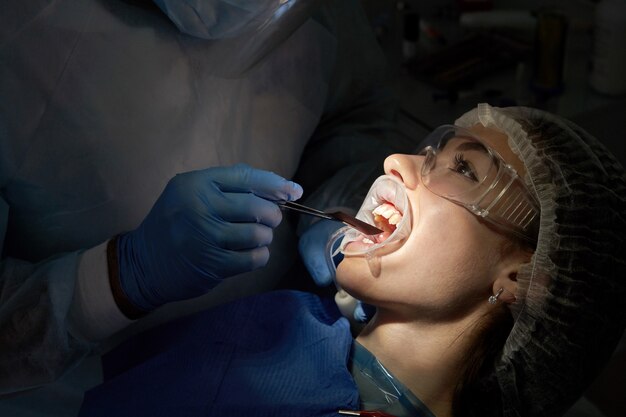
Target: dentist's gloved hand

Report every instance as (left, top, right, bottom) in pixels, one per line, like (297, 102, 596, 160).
(117, 164, 303, 312)
(298, 219, 375, 323)
(298, 219, 342, 287)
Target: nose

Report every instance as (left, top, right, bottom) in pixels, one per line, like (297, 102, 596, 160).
(383, 154, 423, 190)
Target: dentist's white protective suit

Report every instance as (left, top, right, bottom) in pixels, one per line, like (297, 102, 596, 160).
(0, 0, 403, 415)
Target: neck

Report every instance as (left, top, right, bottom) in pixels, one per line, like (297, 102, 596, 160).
(355, 309, 487, 417)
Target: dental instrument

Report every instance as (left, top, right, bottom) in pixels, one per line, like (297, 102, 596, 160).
(278, 201, 383, 236)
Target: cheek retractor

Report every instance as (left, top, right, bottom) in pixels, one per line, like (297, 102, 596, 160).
(326, 175, 411, 278)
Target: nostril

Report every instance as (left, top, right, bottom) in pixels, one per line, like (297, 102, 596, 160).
(390, 169, 403, 182)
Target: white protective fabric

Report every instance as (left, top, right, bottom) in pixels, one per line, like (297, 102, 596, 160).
(0, 0, 400, 413)
(152, 0, 324, 75)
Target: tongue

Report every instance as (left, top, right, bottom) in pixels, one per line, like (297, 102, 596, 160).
(372, 230, 393, 244)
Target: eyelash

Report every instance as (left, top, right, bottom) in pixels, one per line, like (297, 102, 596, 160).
(451, 153, 478, 181)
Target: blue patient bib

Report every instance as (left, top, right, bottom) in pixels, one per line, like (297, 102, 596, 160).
(79, 291, 359, 417)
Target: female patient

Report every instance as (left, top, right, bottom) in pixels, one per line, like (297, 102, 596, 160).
(79, 103, 626, 417)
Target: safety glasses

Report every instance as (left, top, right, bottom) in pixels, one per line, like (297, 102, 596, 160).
(419, 125, 539, 244)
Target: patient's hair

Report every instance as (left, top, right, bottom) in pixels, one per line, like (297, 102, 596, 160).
(450, 234, 533, 417)
(452, 305, 513, 417)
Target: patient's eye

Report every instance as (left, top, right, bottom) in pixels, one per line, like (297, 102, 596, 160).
(450, 153, 478, 182)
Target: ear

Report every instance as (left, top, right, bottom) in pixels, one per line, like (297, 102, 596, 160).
(491, 244, 532, 304)
(492, 268, 517, 304)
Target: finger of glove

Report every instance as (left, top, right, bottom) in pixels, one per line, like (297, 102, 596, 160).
(215, 223, 273, 250)
(353, 302, 376, 323)
(218, 246, 271, 276)
(210, 163, 303, 202)
(298, 219, 342, 287)
(214, 192, 283, 228)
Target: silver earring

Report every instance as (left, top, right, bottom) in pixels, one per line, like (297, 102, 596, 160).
(488, 287, 505, 305)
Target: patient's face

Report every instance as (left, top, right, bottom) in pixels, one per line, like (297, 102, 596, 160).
(335, 125, 526, 320)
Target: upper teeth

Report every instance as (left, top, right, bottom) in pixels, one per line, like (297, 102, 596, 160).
(373, 202, 402, 225)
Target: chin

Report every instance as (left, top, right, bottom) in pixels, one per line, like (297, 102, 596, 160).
(335, 256, 377, 292)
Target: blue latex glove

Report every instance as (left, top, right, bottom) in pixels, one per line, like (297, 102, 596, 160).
(298, 219, 375, 323)
(118, 164, 303, 311)
(298, 219, 342, 287)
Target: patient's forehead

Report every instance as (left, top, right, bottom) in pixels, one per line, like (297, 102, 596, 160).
(467, 124, 527, 177)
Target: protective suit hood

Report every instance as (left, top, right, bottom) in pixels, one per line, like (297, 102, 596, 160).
(153, 0, 323, 75)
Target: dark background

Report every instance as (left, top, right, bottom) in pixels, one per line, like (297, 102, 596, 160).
(360, 0, 626, 166)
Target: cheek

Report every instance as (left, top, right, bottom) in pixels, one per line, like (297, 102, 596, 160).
(388, 205, 495, 292)
(397, 202, 470, 269)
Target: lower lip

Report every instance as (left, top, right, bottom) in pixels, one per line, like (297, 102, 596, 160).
(344, 240, 375, 253)
(343, 229, 394, 254)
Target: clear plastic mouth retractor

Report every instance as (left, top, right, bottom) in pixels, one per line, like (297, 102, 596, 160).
(326, 175, 411, 279)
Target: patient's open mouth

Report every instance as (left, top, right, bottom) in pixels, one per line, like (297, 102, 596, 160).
(363, 202, 403, 245)
(337, 175, 410, 257)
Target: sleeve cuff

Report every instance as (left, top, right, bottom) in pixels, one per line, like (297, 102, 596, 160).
(69, 241, 134, 342)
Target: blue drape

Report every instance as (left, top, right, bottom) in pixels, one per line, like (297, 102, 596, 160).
(79, 291, 359, 416)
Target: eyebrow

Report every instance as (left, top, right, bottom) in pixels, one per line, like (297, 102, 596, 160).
(454, 137, 503, 170)
(454, 138, 490, 155)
